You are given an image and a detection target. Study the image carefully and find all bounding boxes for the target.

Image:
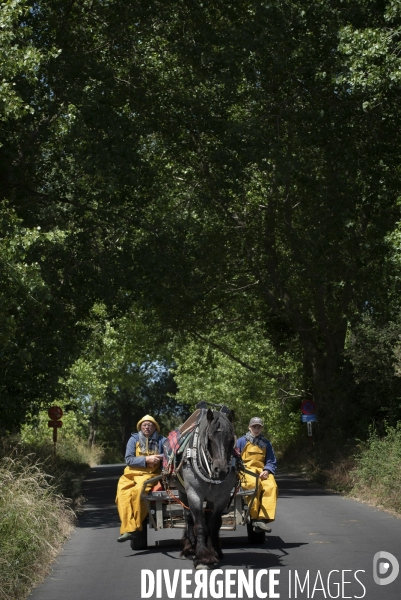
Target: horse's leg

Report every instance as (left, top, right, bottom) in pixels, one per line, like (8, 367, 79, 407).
(187, 492, 217, 568)
(182, 510, 196, 558)
(207, 481, 235, 562)
(179, 491, 196, 558)
(207, 508, 224, 561)
(204, 500, 213, 537)
(205, 502, 222, 562)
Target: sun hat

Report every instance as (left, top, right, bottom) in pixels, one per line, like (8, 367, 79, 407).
(249, 417, 264, 427)
(137, 415, 160, 432)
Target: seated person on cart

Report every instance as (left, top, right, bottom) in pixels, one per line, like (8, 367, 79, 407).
(235, 416, 278, 533)
(116, 415, 166, 542)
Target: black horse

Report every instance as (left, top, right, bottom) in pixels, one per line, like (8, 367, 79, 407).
(175, 408, 236, 569)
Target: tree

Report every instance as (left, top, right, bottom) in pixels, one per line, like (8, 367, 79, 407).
(118, 0, 401, 431)
(63, 307, 188, 452)
(97, 364, 186, 455)
(2, 0, 401, 439)
(0, 206, 92, 430)
(346, 315, 401, 436)
(173, 323, 302, 447)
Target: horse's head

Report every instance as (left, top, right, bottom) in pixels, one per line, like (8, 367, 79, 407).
(204, 408, 235, 480)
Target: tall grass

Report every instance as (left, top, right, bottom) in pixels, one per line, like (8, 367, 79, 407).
(351, 423, 401, 512)
(0, 436, 104, 600)
(0, 455, 75, 600)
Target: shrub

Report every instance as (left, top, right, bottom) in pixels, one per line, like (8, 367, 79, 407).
(351, 423, 401, 512)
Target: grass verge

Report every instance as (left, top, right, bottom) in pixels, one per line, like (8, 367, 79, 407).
(0, 437, 104, 600)
(0, 455, 74, 600)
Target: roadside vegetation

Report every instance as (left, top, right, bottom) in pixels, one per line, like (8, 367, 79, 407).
(0, 454, 73, 600)
(0, 435, 102, 600)
(350, 424, 401, 514)
(281, 424, 401, 518)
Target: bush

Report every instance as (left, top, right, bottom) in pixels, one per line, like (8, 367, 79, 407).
(0, 455, 75, 600)
(351, 423, 401, 512)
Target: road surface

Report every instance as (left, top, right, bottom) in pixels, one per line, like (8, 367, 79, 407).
(29, 464, 401, 600)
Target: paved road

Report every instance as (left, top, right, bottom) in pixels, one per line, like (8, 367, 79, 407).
(29, 464, 401, 600)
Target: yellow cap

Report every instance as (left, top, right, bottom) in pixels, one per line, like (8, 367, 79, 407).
(137, 414, 160, 433)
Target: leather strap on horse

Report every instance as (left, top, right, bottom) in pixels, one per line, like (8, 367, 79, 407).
(187, 423, 235, 485)
(165, 486, 213, 513)
(165, 487, 190, 511)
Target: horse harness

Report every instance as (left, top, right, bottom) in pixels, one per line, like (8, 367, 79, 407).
(182, 420, 237, 485)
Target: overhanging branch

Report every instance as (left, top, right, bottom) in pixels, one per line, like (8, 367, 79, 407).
(191, 331, 279, 380)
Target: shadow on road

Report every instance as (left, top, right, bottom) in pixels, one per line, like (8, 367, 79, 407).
(128, 548, 286, 569)
(78, 464, 123, 529)
(126, 535, 308, 569)
(277, 473, 335, 498)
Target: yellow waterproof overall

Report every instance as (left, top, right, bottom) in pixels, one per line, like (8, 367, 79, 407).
(115, 442, 161, 533)
(241, 441, 278, 521)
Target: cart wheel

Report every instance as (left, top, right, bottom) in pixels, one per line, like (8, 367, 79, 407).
(247, 522, 265, 544)
(130, 522, 148, 551)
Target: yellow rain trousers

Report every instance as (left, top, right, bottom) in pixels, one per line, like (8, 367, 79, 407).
(115, 442, 161, 534)
(240, 441, 278, 521)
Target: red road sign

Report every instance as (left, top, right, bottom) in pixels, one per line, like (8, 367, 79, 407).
(48, 420, 63, 428)
(48, 406, 63, 420)
(301, 400, 316, 415)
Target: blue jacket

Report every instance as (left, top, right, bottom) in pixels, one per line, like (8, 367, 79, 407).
(235, 435, 277, 475)
(125, 432, 166, 468)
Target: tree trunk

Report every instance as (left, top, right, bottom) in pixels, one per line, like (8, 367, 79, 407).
(308, 324, 351, 434)
(287, 298, 349, 427)
(88, 401, 98, 449)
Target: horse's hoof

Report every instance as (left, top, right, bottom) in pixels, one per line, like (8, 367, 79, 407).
(195, 564, 211, 570)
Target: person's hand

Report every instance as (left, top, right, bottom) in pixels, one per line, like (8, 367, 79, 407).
(146, 455, 161, 467)
(259, 470, 270, 481)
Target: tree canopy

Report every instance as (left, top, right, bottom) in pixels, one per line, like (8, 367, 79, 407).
(1, 0, 401, 443)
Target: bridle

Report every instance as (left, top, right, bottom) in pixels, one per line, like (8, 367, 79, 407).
(185, 412, 236, 485)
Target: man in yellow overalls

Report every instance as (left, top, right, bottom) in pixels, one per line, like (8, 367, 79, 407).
(235, 416, 278, 533)
(115, 415, 166, 542)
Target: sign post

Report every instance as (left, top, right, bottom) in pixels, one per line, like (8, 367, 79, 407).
(301, 400, 316, 415)
(48, 406, 63, 453)
(301, 400, 317, 441)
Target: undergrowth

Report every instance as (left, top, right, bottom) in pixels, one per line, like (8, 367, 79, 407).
(0, 436, 103, 501)
(350, 423, 401, 513)
(0, 437, 104, 600)
(281, 423, 401, 516)
(280, 433, 357, 493)
(0, 455, 74, 600)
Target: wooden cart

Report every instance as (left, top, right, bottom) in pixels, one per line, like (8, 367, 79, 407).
(129, 473, 265, 551)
